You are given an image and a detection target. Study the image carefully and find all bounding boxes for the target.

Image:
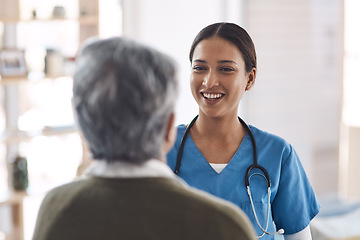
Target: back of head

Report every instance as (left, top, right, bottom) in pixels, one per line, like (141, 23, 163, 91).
(189, 22, 257, 73)
(73, 37, 178, 163)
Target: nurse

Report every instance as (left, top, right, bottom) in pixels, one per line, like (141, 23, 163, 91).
(167, 22, 320, 239)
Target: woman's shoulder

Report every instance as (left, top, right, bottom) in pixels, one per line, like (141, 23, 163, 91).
(176, 124, 187, 132)
(248, 125, 285, 140)
(248, 125, 298, 167)
(169, 124, 188, 151)
(175, 124, 187, 139)
(249, 125, 292, 152)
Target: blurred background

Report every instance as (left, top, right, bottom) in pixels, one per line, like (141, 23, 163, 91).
(0, 0, 359, 239)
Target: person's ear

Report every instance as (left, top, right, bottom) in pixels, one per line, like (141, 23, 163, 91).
(245, 67, 256, 91)
(163, 112, 176, 155)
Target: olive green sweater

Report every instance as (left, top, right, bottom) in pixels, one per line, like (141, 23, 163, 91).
(32, 176, 256, 240)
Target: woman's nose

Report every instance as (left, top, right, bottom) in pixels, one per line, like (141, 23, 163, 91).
(202, 71, 219, 88)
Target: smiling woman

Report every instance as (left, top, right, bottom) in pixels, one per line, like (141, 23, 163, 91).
(167, 22, 320, 240)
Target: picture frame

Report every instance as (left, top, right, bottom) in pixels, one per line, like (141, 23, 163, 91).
(0, 49, 27, 77)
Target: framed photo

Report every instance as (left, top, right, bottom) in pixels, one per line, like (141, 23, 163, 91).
(0, 49, 27, 77)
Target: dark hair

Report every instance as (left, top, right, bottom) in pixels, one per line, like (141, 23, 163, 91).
(189, 22, 257, 73)
(73, 37, 178, 163)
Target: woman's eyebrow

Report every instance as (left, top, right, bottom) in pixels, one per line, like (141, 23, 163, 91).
(218, 60, 237, 65)
(193, 59, 237, 65)
(193, 59, 207, 63)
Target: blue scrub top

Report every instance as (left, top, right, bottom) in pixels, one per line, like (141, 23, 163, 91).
(167, 124, 320, 239)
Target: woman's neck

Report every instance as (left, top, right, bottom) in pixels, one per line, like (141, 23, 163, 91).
(189, 112, 247, 164)
(192, 113, 244, 141)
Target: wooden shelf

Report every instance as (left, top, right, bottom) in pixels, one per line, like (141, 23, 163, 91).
(0, 15, 98, 24)
(0, 190, 27, 240)
(0, 76, 28, 83)
(1, 125, 78, 144)
(0, 74, 73, 85)
(0, 18, 19, 23)
(0, 190, 27, 206)
(78, 15, 99, 25)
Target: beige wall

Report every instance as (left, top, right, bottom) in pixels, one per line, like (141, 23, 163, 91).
(339, 126, 360, 200)
(244, 0, 344, 196)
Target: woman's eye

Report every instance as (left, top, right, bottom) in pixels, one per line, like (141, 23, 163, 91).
(220, 67, 234, 73)
(192, 66, 206, 71)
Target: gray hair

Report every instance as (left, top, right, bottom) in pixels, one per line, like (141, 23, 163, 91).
(72, 37, 178, 163)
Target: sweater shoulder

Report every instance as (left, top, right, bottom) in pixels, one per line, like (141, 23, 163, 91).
(162, 178, 256, 239)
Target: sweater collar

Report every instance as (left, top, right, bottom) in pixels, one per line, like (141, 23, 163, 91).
(85, 159, 176, 179)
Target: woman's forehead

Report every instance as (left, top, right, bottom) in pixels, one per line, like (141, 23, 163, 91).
(193, 37, 244, 63)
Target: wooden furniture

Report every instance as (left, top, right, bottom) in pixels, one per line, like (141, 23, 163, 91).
(0, 0, 99, 239)
(0, 191, 27, 240)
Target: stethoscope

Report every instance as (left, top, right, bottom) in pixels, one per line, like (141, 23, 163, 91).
(174, 115, 284, 238)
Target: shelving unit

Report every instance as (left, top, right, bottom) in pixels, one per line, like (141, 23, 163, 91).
(0, 191, 27, 240)
(0, 0, 99, 239)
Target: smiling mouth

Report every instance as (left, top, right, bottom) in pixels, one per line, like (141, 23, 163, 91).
(202, 92, 224, 100)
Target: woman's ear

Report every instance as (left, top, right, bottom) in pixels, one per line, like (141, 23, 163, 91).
(246, 67, 256, 91)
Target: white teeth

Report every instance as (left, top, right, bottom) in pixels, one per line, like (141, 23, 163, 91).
(203, 93, 222, 99)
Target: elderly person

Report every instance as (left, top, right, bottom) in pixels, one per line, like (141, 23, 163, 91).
(32, 37, 256, 240)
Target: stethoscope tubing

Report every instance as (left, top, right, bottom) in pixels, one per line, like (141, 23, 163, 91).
(238, 116, 271, 188)
(174, 115, 198, 175)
